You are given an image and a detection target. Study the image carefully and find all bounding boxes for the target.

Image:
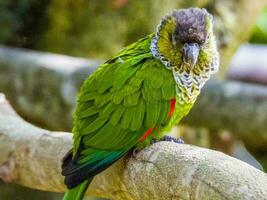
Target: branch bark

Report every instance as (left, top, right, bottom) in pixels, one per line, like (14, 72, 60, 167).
(183, 79, 267, 150)
(0, 94, 266, 200)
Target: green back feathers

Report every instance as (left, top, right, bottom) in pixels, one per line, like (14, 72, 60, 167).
(63, 34, 181, 190)
(72, 35, 177, 163)
(63, 29, 197, 193)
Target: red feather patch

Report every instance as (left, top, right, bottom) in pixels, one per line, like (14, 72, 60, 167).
(140, 99, 176, 141)
(140, 127, 154, 141)
(168, 98, 176, 118)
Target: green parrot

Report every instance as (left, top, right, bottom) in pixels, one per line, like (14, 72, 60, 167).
(62, 8, 219, 200)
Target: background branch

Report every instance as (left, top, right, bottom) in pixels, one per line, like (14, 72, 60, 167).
(1, 45, 267, 149)
(184, 80, 267, 150)
(207, 0, 267, 75)
(228, 44, 267, 85)
(0, 94, 266, 200)
(2, 0, 265, 74)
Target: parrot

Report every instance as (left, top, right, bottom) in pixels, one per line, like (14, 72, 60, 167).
(62, 7, 219, 200)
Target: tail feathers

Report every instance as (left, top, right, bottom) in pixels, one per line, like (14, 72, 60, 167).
(62, 150, 124, 188)
(63, 179, 92, 200)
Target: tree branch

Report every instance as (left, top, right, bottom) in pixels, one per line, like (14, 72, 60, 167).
(183, 79, 267, 150)
(228, 44, 267, 85)
(0, 94, 266, 200)
(1, 45, 267, 149)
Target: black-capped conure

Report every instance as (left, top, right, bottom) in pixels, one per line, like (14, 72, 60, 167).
(62, 8, 219, 200)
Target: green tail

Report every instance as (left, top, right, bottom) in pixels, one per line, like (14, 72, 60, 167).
(63, 180, 90, 200)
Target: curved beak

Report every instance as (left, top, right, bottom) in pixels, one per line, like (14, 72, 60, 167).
(182, 43, 200, 67)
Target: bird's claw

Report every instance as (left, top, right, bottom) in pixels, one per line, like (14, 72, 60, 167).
(152, 135, 185, 144)
(131, 148, 140, 159)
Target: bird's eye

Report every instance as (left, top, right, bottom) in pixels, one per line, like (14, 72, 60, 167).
(170, 34, 177, 46)
(206, 33, 211, 40)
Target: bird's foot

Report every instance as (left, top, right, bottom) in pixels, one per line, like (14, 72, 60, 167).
(130, 148, 140, 159)
(133, 148, 139, 156)
(152, 135, 185, 144)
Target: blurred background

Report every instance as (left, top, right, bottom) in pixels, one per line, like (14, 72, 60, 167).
(0, 0, 267, 199)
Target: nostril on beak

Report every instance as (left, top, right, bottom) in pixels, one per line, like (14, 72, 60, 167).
(182, 43, 200, 67)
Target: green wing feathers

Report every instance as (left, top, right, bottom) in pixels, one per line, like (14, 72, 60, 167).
(62, 35, 177, 189)
(75, 57, 176, 153)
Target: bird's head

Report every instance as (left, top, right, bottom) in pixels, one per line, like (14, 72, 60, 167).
(151, 8, 219, 102)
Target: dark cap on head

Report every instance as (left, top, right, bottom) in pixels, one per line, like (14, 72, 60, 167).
(172, 8, 210, 44)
